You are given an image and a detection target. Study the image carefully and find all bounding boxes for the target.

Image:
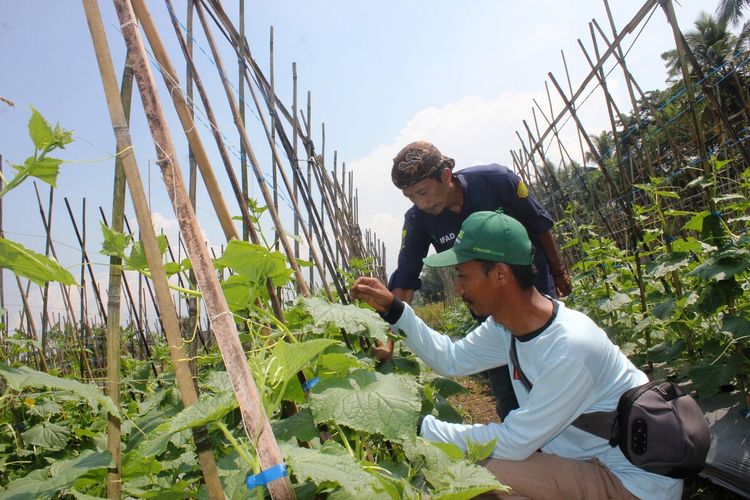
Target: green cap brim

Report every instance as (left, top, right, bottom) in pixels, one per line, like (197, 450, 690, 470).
(423, 249, 469, 268)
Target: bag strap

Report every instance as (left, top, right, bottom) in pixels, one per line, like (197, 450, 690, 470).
(509, 336, 617, 442)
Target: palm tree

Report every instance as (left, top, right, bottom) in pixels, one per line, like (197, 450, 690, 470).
(717, 0, 749, 26)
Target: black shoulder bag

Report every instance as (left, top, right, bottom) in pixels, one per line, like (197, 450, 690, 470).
(509, 336, 710, 479)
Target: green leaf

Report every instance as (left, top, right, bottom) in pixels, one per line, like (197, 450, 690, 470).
(215, 239, 292, 287)
(1, 450, 112, 500)
(0, 363, 117, 415)
(689, 353, 745, 397)
(0, 237, 77, 286)
(22, 421, 70, 450)
(28, 107, 54, 149)
(404, 439, 506, 498)
(431, 378, 469, 398)
(646, 252, 692, 278)
(688, 249, 750, 281)
(299, 297, 388, 343)
(281, 441, 383, 497)
(127, 235, 168, 271)
(169, 391, 237, 433)
(646, 339, 685, 363)
(467, 439, 496, 463)
(683, 211, 710, 232)
(272, 409, 319, 443)
(268, 338, 338, 386)
(597, 292, 631, 313)
(100, 222, 132, 259)
(722, 315, 750, 338)
(310, 370, 420, 441)
(23, 155, 63, 187)
(651, 298, 676, 320)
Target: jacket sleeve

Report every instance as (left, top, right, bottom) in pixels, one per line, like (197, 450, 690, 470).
(392, 302, 508, 376)
(419, 355, 595, 460)
(387, 211, 430, 291)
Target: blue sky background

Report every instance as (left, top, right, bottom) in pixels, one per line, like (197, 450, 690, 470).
(0, 1, 711, 326)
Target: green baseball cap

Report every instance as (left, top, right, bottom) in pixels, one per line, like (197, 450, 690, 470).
(423, 210, 533, 267)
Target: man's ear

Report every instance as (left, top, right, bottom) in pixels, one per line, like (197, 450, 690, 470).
(495, 263, 510, 284)
(440, 167, 452, 184)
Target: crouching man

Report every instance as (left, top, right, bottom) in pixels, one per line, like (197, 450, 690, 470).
(351, 210, 682, 499)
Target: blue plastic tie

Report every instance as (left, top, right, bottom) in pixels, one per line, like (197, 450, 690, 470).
(711, 210, 722, 218)
(665, 235, 676, 243)
(301, 376, 320, 392)
(246, 463, 288, 489)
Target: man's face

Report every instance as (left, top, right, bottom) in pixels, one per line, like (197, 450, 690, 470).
(401, 170, 450, 215)
(453, 260, 497, 317)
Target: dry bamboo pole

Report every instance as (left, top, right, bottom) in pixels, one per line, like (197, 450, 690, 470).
(306, 94, 314, 292)
(661, 0, 750, 167)
(82, 1, 225, 497)
(602, 1, 655, 182)
(104, 51, 134, 499)
(32, 183, 77, 326)
(577, 34, 632, 198)
(95, 1, 294, 497)
(194, 3, 348, 303)
(514, 129, 555, 210)
(518, 0, 659, 174)
(533, 90, 620, 242)
(550, 71, 649, 326)
(111, 250, 159, 375)
(15, 276, 47, 372)
(560, 50, 590, 174)
(201, 0, 407, 281)
(129, 0, 237, 242)
(238, 0, 248, 242)
(63, 197, 108, 322)
(589, 19, 687, 170)
(292, 63, 300, 260)
(193, 1, 313, 300)
(270, 26, 279, 242)
(161, 0, 285, 320)
(39, 185, 54, 343)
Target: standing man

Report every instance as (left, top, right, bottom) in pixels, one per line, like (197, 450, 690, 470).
(352, 211, 682, 499)
(381, 140, 571, 420)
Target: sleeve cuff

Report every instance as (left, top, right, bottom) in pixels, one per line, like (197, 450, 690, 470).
(379, 297, 405, 324)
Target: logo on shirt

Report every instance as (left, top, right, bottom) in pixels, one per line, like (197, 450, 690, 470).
(517, 180, 529, 199)
(438, 232, 456, 245)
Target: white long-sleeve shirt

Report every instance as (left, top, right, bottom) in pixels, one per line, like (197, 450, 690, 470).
(389, 299, 682, 500)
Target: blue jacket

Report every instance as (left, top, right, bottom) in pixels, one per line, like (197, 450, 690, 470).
(388, 164, 555, 295)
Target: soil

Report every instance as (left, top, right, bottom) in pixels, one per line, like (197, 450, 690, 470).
(448, 375, 743, 500)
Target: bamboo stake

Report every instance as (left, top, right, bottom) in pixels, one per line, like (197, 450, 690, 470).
(104, 51, 133, 498)
(194, 1, 311, 300)
(83, 1, 225, 497)
(161, 0, 285, 319)
(32, 183, 77, 326)
(63, 197, 108, 322)
(518, 0, 659, 174)
(239, 0, 248, 242)
(98, 1, 294, 497)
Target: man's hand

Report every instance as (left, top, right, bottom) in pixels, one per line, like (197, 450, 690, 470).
(351, 276, 395, 313)
(553, 268, 572, 297)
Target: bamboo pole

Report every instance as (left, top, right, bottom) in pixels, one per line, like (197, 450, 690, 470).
(518, 0, 659, 174)
(82, 1, 225, 497)
(95, 1, 294, 497)
(193, 1, 311, 300)
(104, 50, 133, 499)
(63, 197, 108, 322)
(161, 0, 285, 320)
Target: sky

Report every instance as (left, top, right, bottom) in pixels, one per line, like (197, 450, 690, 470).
(0, 0, 713, 328)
